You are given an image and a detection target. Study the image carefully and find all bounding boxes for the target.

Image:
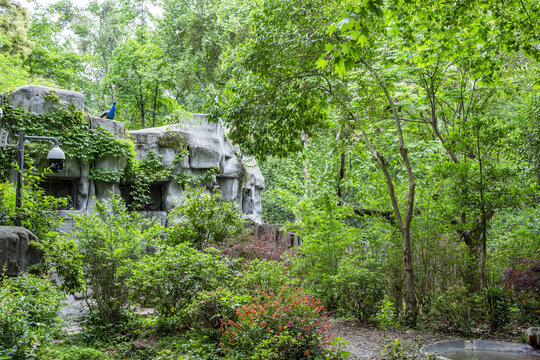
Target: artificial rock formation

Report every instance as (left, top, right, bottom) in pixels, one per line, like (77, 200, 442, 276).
(0, 226, 42, 276)
(2, 85, 264, 229)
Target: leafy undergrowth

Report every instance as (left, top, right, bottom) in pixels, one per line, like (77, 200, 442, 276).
(46, 311, 348, 360)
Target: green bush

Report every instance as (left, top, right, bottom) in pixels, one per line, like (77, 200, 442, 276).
(68, 196, 164, 324)
(125, 244, 235, 324)
(35, 232, 85, 294)
(334, 255, 386, 321)
(0, 165, 66, 240)
(238, 259, 300, 295)
(0, 274, 63, 360)
(0, 175, 84, 294)
(43, 345, 108, 360)
(484, 285, 512, 331)
(287, 198, 363, 311)
(424, 285, 483, 335)
(167, 188, 245, 250)
(376, 296, 398, 330)
(502, 258, 540, 324)
(185, 287, 251, 341)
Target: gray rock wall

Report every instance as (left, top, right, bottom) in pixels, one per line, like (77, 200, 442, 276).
(0, 226, 42, 276)
(3, 85, 265, 228)
(7, 85, 84, 114)
(129, 114, 265, 224)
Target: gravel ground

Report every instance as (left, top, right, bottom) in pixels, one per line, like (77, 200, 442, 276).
(328, 320, 525, 360)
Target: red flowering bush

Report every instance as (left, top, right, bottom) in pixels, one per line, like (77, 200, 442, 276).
(219, 285, 346, 359)
(220, 234, 287, 262)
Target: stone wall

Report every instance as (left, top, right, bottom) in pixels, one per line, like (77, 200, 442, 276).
(252, 223, 299, 249)
(2, 85, 265, 227)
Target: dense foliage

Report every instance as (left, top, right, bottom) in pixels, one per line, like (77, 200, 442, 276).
(0, 274, 63, 360)
(167, 188, 246, 249)
(1, 0, 540, 358)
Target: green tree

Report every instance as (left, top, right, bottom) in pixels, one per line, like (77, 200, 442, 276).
(24, 0, 88, 90)
(0, 0, 34, 60)
(211, 0, 422, 320)
(159, 0, 254, 111)
(106, 34, 169, 129)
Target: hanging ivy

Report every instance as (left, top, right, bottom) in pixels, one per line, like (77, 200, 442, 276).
(0, 103, 134, 163)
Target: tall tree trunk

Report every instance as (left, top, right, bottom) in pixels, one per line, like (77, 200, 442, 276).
(402, 226, 416, 319)
(359, 57, 417, 322)
(337, 151, 346, 202)
(152, 82, 159, 128)
(328, 59, 417, 321)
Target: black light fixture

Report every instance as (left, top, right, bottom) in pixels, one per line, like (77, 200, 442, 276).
(0, 106, 66, 224)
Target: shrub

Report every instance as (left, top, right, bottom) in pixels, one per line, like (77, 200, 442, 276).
(68, 196, 164, 324)
(43, 345, 108, 360)
(0, 166, 66, 240)
(0, 274, 63, 360)
(167, 188, 246, 250)
(376, 296, 398, 331)
(484, 285, 512, 331)
(220, 234, 287, 262)
(502, 258, 540, 323)
(219, 285, 342, 359)
(287, 198, 363, 311)
(185, 287, 252, 341)
(125, 244, 235, 323)
(0, 175, 84, 294)
(334, 255, 386, 321)
(238, 259, 300, 295)
(34, 231, 85, 294)
(424, 285, 483, 335)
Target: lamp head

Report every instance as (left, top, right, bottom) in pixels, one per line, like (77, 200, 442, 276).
(47, 145, 65, 172)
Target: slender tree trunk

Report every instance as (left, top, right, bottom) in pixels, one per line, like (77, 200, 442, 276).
(402, 226, 416, 318)
(152, 82, 159, 127)
(478, 144, 487, 289)
(337, 151, 346, 202)
(359, 57, 417, 322)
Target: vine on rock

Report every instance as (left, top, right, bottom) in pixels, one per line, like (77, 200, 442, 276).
(1, 95, 221, 209)
(0, 103, 133, 164)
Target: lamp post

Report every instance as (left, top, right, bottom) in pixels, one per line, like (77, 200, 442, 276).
(14, 132, 65, 215)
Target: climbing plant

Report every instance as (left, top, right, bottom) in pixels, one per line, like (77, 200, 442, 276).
(0, 102, 133, 164)
(123, 149, 219, 210)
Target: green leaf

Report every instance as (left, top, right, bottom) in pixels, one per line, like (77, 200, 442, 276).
(357, 35, 368, 46)
(316, 58, 328, 69)
(325, 43, 336, 52)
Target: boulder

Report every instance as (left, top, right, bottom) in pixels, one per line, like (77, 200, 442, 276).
(7, 85, 84, 114)
(0, 226, 42, 276)
(88, 115, 127, 138)
(526, 327, 540, 349)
